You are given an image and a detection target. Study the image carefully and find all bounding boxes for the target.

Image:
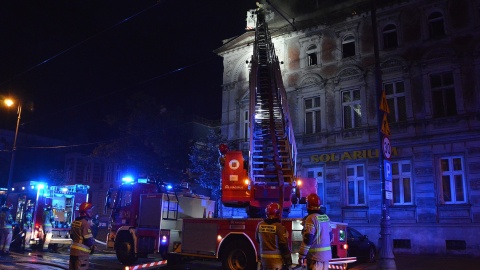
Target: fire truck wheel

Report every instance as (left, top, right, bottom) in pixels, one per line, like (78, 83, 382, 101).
(221, 239, 256, 270)
(115, 233, 137, 265)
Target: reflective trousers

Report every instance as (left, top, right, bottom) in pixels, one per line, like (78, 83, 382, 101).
(306, 259, 329, 270)
(43, 226, 52, 250)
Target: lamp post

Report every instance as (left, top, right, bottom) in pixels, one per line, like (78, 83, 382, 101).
(5, 99, 22, 192)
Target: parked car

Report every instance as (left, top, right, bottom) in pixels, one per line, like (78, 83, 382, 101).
(347, 227, 376, 263)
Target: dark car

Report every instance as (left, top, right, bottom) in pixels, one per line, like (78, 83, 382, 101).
(347, 227, 376, 263)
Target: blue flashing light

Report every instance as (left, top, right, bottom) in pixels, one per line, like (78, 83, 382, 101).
(138, 178, 148, 183)
(166, 184, 173, 191)
(161, 235, 168, 244)
(37, 184, 45, 190)
(122, 176, 134, 184)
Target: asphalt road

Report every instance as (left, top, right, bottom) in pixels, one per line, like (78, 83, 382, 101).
(3, 246, 480, 270)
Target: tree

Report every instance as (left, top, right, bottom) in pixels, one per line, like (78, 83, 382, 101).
(91, 92, 192, 184)
(188, 129, 232, 217)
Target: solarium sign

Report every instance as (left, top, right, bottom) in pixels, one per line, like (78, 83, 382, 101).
(310, 147, 398, 163)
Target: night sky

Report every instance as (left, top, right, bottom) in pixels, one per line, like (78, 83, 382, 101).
(0, 0, 257, 143)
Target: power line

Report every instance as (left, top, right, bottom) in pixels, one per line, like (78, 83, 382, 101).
(0, 2, 162, 87)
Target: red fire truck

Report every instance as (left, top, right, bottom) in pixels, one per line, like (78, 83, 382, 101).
(105, 178, 215, 265)
(106, 178, 355, 269)
(6, 181, 89, 250)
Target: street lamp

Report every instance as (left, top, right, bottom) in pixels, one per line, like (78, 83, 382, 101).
(4, 98, 22, 192)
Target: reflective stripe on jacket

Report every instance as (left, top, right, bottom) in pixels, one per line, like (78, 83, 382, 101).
(70, 217, 93, 256)
(255, 219, 291, 264)
(71, 242, 91, 253)
(299, 213, 332, 262)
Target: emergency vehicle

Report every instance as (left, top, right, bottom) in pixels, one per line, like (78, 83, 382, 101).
(105, 177, 215, 265)
(5, 181, 89, 250)
(105, 177, 355, 269)
(107, 5, 356, 269)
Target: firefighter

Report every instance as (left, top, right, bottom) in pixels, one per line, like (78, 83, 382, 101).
(0, 204, 14, 255)
(69, 202, 95, 270)
(23, 205, 34, 250)
(298, 193, 332, 270)
(42, 204, 54, 252)
(255, 202, 292, 270)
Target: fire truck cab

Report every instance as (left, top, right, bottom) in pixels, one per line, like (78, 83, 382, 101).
(105, 177, 215, 265)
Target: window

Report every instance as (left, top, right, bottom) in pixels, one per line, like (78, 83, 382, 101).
(243, 110, 249, 140)
(383, 24, 398, 49)
(307, 168, 325, 205)
(106, 164, 112, 183)
(342, 89, 362, 129)
(391, 161, 412, 205)
(346, 164, 365, 205)
(440, 156, 466, 204)
(120, 189, 133, 207)
(306, 44, 318, 66)
(428, 12, 445, 39)
(384, 81, 407, 122)
(305, 97, 321, 134)
(342, 35, 356, 58)
(84, 164, 90, 183)
(430, 72, 457, 117)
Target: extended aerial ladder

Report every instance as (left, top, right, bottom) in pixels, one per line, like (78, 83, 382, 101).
(248, 7, 297, 215)
(220, 6, 298, 217)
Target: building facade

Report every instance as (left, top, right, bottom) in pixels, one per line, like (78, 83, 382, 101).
(216, 0, 480, 256)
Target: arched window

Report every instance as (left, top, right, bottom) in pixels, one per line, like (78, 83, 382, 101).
(383, 24, 398, 49)
(342, 35, 356, 58)
(428, 12, 445, 38)
(306, 44, 318, 66)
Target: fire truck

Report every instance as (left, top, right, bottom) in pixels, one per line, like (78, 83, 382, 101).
(106, 6, 356, 270)
(105, 178, 216, 264)
(105, 177, 354, 269)
(5, 181, 89, 250)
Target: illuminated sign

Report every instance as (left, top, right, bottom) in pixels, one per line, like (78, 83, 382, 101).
(310, 147, 398, 163)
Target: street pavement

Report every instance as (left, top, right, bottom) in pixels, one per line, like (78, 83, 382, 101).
(348, 254, 480, 270)
(3, 245, 480, 270)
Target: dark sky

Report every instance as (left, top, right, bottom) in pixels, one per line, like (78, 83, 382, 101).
(0, 0, 257, 143)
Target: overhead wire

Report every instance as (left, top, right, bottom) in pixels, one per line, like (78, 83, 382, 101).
(15, 2, 375, 150)
(0, 1, 162, 87)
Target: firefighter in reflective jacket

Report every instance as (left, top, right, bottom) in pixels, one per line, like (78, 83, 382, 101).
(298, 194, 332, 270)
(69, 202, 95, 270)
(42, 204, 54, 251)
(0, 204, 14, 256)
(255, 202, 292, 270)
(23, 205, 34, 250)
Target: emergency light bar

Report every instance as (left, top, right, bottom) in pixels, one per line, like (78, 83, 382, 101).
(137, 178, 148, 183)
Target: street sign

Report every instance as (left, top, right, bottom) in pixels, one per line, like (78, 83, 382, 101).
(381, 114, 391, 135)
(384, 160, 392, 180)
(385, 180, 392, 192)
(379, 90, 390, 114)
(386, 190, 393, 200)
(383, 136, 392, 160)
